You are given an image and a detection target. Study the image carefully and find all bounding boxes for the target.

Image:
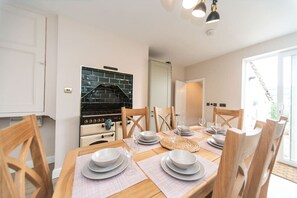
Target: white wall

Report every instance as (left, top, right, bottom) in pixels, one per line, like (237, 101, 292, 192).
(185, 32, 297, 123)
(54, 16, 149, 176)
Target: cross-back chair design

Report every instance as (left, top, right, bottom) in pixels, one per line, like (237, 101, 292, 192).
(121, 106, 150, 138)
(0, 115, 53, 198)
(212, 127, 262, 198)
(213, 107, 244, 129)
(244, 117, 287, 198)
(153, 106, 176, 132)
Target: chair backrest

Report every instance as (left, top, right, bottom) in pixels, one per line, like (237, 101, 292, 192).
(212, 127, 261, 198)
(121, 106, 150, 138)
(244, 117, 287, 198)
(0, 115, 53, 198)
(153, 106, 176, 132)
(213, 107, 244, 129)
(253, 120, 266, 130)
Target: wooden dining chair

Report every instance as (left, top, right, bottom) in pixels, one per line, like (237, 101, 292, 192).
(244, 117, 287, 198)
(212, 127, 262, 198)
(0, 115, 53, 198)
(213, 107, 244, 129)
(121, 106, 150, 138)
(153, 106, 176, 132)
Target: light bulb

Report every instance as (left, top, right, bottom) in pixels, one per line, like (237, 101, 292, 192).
(182, 0, 199, 9)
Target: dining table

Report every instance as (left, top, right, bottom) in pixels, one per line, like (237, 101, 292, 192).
(53, 127, 222, 198)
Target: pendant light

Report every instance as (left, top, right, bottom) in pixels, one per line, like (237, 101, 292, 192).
(182, 0, 199, 9)
(192, 0, 206, 18)
(206, 0, 220, 24)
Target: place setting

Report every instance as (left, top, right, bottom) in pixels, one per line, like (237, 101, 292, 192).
(207, 134, 225, 150)
(81, 148, 129, 180)
(160, 149, 206, 181)
(205, 123, 227, 135)
(137, 131, 161, 145)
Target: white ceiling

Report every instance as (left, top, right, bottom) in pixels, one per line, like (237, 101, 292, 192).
(4, 0, 297, 67)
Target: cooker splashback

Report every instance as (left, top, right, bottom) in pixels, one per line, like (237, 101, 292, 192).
(80, 66, 133, 121)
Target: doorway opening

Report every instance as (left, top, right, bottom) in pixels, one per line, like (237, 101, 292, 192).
(175, 79, 205, 126)
(242, 48, 297, 167)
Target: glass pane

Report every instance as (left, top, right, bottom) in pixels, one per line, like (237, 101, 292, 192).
(244, 56, 278, 131)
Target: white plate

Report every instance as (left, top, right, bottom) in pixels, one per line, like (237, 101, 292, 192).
(88, 153, 125, 173)
(165, 156, 200, 175)
(209, 138, 224, 147)
(81, 154, 128, 180)
(160, 156, 206, 181)
(139, 135, 159, 143)
(138, 136, 161, 145)
(207, 138, 223, 149)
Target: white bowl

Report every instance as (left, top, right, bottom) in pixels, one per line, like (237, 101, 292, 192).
(169, 150, 197, 170)
(140, 131, 157, 140)
(91, 148, 121, 167)
(212, 134, 226, 145)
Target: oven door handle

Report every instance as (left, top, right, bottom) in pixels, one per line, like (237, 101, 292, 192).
(100, 133, 114, 138)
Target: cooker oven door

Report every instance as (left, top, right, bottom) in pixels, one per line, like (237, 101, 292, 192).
(80, 132, 115, 147)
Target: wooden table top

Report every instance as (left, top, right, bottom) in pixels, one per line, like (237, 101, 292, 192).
(53, 131, 220, 198)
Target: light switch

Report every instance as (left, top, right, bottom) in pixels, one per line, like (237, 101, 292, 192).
(64, 88, 72, 93)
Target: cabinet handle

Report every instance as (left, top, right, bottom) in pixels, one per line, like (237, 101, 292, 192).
(101, 133, 114, 138)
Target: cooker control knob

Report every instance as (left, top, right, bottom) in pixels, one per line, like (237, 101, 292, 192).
(84, 120, 88, 124)
(93, 119, 96, 123)
(89, 119, 92, 124)
(102, 118, 105, 122)
(97, 118, 101, 123)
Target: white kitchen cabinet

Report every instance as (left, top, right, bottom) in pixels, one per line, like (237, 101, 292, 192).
(0, 5, 46, 116)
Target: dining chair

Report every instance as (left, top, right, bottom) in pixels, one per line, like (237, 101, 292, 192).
(244, 117, 287, 198)
(212, 127, 262, 198)
(212, 107, 244, 129)
(153, 106, 176, 132)
(121, 106, 150, 138)
(0, 115, 53, 198)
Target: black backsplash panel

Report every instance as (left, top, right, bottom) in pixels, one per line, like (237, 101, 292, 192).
(81, 66, 133, 108)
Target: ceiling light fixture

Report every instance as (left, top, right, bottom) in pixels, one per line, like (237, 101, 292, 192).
(182, 0, 220, 23)
(182, 0, 199, 9)
(206, 0, 220, 24)
(192, 0, 206, 18)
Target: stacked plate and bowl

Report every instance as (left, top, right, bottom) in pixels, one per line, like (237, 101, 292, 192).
(207, 134, 225, 149)
(160, 150, 205, 181)
(174, 126, 194, 136)
(137, 131, 161, 145)
(81, 148, 129, 180)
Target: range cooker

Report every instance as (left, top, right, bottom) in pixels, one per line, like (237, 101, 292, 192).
(79, 66, 133, 147)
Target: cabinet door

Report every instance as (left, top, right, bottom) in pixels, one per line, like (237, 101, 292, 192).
(148, 60, 172, 131)
(0, 5, 46, 115)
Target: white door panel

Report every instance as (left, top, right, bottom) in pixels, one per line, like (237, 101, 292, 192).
(0, 5, 46, 114)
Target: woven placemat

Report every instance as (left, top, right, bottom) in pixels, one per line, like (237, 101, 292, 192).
(160, 136, 200, 152)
